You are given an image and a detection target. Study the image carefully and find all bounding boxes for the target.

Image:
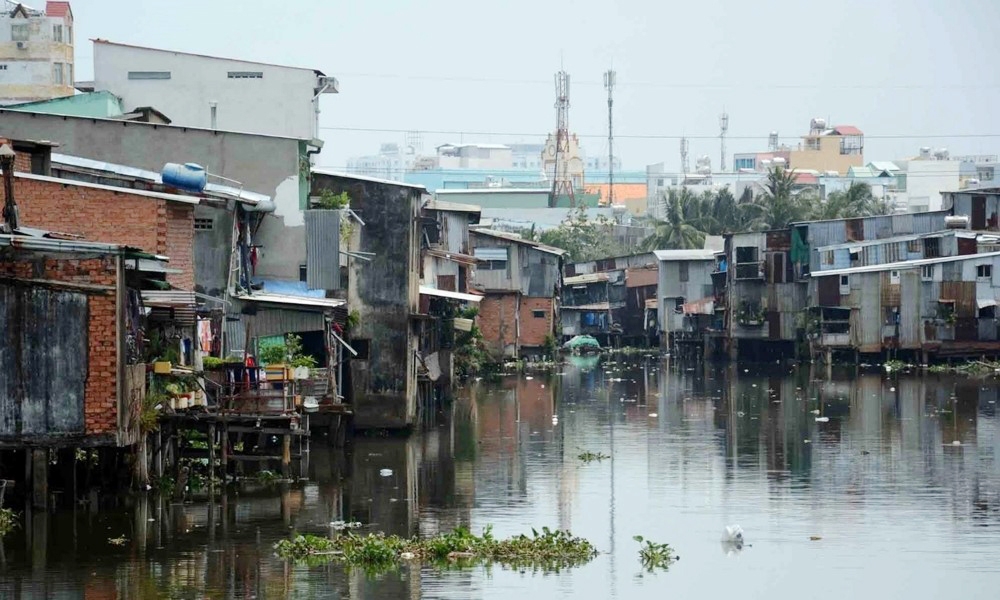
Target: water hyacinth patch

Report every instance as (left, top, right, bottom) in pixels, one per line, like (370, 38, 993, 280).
(577, 451, 610, 463)
(633, 535, 678, 572)
(274, 526, 598, 574)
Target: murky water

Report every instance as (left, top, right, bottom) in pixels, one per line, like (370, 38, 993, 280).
(3, 356, 1000, 598)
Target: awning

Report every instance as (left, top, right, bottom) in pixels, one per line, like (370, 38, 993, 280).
(142, 291, 197, 325)
(419, 285, 483, 303)
(425, 248, 480, 266)
(978, 298, 998, 309)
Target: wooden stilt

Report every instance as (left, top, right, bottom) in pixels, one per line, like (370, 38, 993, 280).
(281, 434, 291, 478)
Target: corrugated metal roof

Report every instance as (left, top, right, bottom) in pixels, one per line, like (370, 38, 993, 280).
(471, 229, 566, 256)
(817, 251, 1000, 276)
(235, 293, 346, 309)
(562, 302, 616, 311)
(423, 199, 482, 214)
(813, 229, 971, 252)
(141, 291, 196, 307)
(0, 233, 150, 256)
(418, 286, 483, 303)
(653, 249, 717, 261)
(425, 248, 479, 266)
(625, 267, 658, 288)
(92, 39, 327, 76)
(564, 272, 610, 285)
(10, 170, 200, 205)
(439, 188, 549, 195)
(51, 153, 271, 206)
(311, 168, 427, 190)
(473, 247, 508, 261)
(868, 161, 899, 173)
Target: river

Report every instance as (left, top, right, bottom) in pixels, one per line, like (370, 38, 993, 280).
(2, 356, 1000, 598)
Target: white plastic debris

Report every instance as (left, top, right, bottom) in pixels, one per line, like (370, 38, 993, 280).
(815, 416, 830, 423)
(379, 468, 393, 477)
(400, 551, 415, 560)
(810, 409, 821, 415)
(648, 413, 658, 418)
(952, 440, 962, 446)
(723, 525, 744, 544)
(889, 387, 896, 392)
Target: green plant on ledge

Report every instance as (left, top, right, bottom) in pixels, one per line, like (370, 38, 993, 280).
(315, 189, 350, 210)
(736, 303, 766, 326)
(259, 333, 318, 368)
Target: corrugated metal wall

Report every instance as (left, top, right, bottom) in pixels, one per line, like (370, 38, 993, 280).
(900, 272, 922, 348)
(857, 273, 882, 352)
(0, 284, 88, 438)
(305, 210, 342, 290)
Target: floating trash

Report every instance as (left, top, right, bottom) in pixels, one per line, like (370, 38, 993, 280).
(815, 416, 830, 423)
(379, 468, 393, 477)
(648, 413, 658, 418)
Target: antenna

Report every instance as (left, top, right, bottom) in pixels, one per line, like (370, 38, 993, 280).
(680, 137, 689, 174)
(719, 111, 729, 172)
(551, 69, 576, 207)
(604, 68, 616, 206)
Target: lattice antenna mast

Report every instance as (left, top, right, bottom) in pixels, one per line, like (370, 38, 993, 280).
(552, 69, 576, 207)
(680, 137, 689, 174)
(719, 111, 729, 172)
(604, 68, 616, 206)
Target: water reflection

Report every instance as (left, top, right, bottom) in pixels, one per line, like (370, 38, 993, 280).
(2, 358, 1000, 598)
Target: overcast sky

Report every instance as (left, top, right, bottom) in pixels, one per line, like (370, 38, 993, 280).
(72, 0, 1000, 172)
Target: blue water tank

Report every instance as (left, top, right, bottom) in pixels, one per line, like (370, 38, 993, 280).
(161, 162, 208, 192)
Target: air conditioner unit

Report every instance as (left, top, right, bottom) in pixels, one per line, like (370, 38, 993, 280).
(16, 41, 27, 50)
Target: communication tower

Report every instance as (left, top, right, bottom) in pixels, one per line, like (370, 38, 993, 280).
(680, 137, 689, 174)
(604, 68, 616, 206)
(551, 69, 576, 206)
(719, 111, 729, 172)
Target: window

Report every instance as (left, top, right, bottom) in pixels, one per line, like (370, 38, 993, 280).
(907, 239, 921, 253)
(977, 264, 992, 280)
(735, 246, 758, 263)
(481, 260, 507, 270)
(921, 265, 934, 281)
(53, 24, 62, 42)
(839, 274, 850, 295)
(228, 71, 263, 79)
(890, 270, 900, 285)
(193, 217, 214, 231)
(924, 237, 940, 258)
(67, 63, 73, 83)
(67, 25, 72, 44)
(0, 65, 7, 71)
(352, 339, 370, 360)
(52, 63, 63, 84)
(11, 23, 29, 41)
(128, 71, 172, 80)
(474, 247, 508, 270)
(678, 262, 689, 282)
(824, 250, 835, 265)
(674, 298, 685, 314)
(532, 310, 546, 319)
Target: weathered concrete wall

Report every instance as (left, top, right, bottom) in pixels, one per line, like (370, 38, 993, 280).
(0, 109, 306, 293)
(11, 173, 195, 289)
(0, 254, 119, 445)
(331, 175, 421, 429)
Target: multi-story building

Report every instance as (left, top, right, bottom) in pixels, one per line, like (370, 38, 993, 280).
(787, 119, 864, 175)
(345, 143, 409, 182)
(890, 148, 980, 212)
(0, 1, 74, 104)
(88, 39, 337, 139)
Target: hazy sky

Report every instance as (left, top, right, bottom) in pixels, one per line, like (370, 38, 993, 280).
(72, 0, 1000, 171)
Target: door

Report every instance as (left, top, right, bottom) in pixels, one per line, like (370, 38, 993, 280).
(972, 196, 986, 230)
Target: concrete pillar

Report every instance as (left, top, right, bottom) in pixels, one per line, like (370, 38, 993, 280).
(208, 423, 217, 490)
(31, 448, 48, 509)
(281, 434, 292, 478)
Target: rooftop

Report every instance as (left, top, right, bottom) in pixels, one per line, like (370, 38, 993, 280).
(312, 168, 427, 191)
(564, 272, 611, 285)
(92, 39, 328, 77)
(470, 229, 567, 256)
(816, 251, 1000, 277)
(653, 249, 718, 261)
(422, 199, 482, 214)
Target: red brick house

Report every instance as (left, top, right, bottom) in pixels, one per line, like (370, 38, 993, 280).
(470, 230, 565, 359)
(0, 234, 162, 448)
(10, 171, 199, 290)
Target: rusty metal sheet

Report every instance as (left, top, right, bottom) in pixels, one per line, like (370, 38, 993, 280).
(766, 229, 791, 251)
(626, 267, 658, 288)
(880, 272, 901, 307)
(941, 281, 976, 317)
(899, 271, 922, 348)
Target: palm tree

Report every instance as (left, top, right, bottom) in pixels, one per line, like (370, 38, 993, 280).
(640, 189, 706, 250)
(745, 167, 815, 230)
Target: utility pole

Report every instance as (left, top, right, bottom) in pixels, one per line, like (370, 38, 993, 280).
(604, 68, 616, 205)
(680, 137, 689, 174)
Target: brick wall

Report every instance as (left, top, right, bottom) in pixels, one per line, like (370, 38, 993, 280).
(0, 255, 119, 436)
(12, 176, 195, 289)
(519, 296, 555, 348)
(478, 292, 519, 359)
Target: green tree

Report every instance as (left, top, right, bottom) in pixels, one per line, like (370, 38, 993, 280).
(740, 166, 816, 230)
(640, 189, 706, 250)
(538, 206, 627, 261)
(815, 181, 893, 220)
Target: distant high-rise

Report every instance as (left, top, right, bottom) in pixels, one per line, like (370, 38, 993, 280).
(0, 1, 75, 105)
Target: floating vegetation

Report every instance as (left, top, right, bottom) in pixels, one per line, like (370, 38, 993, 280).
(883, 360, 914, 373)
(274, 526, 598, 574)
(577, 451, 610, 463)
(927, 360, 1000, 376)
(255, 469, 282, 483)
(108, 535, 128, 546)
(633, 535, 678, 572)
(0, 508, 18, 537)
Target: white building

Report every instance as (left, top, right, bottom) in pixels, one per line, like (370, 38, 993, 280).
(436, 143, 513, 170)
(890, 148, 979, 213)
(89, 39, 337, 139)
(345, 143, 409, 182)
(0, 1, 74, 105)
